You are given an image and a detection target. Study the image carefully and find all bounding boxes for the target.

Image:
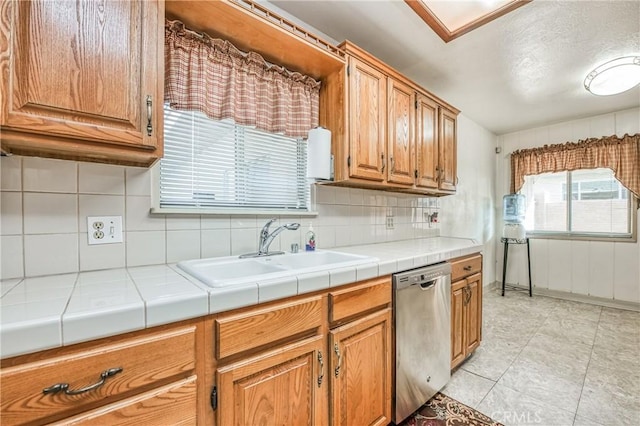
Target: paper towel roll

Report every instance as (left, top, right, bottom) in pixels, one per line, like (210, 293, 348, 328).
(307, 127, 331, 180)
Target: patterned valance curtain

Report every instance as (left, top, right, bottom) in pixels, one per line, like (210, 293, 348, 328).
(510, 133, 640, 198)
(164, 20, 320, 138)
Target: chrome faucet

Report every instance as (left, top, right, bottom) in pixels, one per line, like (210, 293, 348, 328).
(239, 218, 300, 258)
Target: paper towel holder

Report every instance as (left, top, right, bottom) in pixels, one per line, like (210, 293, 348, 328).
(307, 126, 333, 181)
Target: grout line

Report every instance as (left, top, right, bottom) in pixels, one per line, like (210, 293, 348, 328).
(572, 307, 603, 425)
(474, 289, 555, 410)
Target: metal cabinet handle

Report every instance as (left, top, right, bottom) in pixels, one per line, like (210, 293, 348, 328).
(463, 265, 473, 271)
(317, 351, 324, 387)
(334, 343, 342, 378)
(43, 367, 123, 396)
(464, 285, 472, 305)
(390, 156, 395, 173)
(146, 95, 153, 136)
(381, 153, 385, 173)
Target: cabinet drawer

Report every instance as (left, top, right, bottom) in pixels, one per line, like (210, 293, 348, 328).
(216, 296, 322, 359)
(50, 376, 197, 425)
(1, 326, 196, 426)
(329, 276, 391, 324)
(450, 254, 482, 282)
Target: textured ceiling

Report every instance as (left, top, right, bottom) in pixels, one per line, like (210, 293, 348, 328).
(270, 0, 640, 135)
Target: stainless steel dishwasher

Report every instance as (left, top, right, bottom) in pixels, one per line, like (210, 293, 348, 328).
(393, 262, 451, 424)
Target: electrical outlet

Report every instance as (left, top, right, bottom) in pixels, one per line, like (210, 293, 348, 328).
(88, 216, 123, 245)
(385, 216, 395, 229)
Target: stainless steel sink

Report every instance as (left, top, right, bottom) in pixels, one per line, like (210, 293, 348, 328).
(177, 250, 378, 288)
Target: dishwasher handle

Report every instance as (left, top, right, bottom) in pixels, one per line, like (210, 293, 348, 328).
(418, 279, 437, 290)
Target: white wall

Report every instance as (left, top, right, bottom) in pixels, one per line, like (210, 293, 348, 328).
(440, 114, 498, 284)
(495, 107, 640, 303)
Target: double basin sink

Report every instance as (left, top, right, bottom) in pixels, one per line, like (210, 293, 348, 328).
(178, 250, 379, 288)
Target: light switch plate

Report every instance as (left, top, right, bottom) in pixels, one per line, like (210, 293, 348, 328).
(87, 216, 123, 245)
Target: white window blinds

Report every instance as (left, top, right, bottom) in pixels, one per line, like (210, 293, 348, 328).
(160, 104, 309, 211)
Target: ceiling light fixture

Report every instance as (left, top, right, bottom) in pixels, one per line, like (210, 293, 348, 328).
(584, 56, 640, 96)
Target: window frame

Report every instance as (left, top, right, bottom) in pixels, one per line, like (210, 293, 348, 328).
(151, 107, 318, 217)
(522, 169, 638, 243)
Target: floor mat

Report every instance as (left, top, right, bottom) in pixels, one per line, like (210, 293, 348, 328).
(400, 392, 504, 426)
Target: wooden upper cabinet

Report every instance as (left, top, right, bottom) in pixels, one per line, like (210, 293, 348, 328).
(0, 0, 163, 167)
(348, 56, 386, 182)
(439, 108, 458, 192)
(322, 41, 458, 195)
(387, 79, 415, 186)
(415, 93, 439, 190)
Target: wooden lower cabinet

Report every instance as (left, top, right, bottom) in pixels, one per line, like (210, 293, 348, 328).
(216, 336, 326, 426)
(329, 308, 392, 426)
(464, 274, 482, 355)
(0, 321, 202, 426)
(451, 280, 466, 368)
(449, 254, 483, 369)
(211, 276, 393, 426)
(49, 376, 197, 426)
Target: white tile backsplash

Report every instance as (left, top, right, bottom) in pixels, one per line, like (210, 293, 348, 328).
(23, 193, 78, 235)
(79, 233, 126, 271)
(24, 233, 78, 276)
(2, 155, 441, 279)
(23, 157, 77, 193)
(126, 231, 166, 267)
(1, 192, 22, 235)
(125, 196, 165, 231)
(78, 163, 125, 195)
(78, 195, 125, 232)
(230, 228, 258, 256)
(1, 156, 22, 191)
(166, 215, 201, 230)
(1, 235, 24, 279)
(166, 230, 201, 263)
(201, 229, 231, 258)
(125, 166, 152, 196)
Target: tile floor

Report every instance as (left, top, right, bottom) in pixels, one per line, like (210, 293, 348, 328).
(441, 287, 640, 426)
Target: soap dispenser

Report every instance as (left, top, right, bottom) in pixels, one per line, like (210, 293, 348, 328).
(305, 223, 316, 251)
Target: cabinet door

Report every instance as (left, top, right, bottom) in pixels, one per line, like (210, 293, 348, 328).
(348, 56, 386, 182)
(387, 79, 414, 185)
(216, 336, 326, 426)
(330, 309, 391, 426)
(0, 0, 162, 162)
(438, 108, 457, 192)
(464, 273, 482, 355)
(451, 279, 466, 369)
(415, 93, 439, 189)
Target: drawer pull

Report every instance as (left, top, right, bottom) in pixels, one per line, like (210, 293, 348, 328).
(317, 351, 324, 387)
(43, 367, 123, 396)
(334, 343, 342, 378)
(463, 265, 473, 271)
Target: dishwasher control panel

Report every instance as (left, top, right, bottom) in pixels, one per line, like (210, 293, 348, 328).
(392, 262, 451, 290)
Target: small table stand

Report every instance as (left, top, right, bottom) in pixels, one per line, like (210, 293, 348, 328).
(500, 237, 532, 297)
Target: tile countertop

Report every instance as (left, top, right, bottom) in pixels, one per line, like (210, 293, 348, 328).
(0, 236, 482, 359)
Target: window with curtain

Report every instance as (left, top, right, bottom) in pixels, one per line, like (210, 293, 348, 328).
(161, 105, 309, 211)
(510, 133, 639, 240)
(158, 19, 320, 213)
(520, 168, 633, 237)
